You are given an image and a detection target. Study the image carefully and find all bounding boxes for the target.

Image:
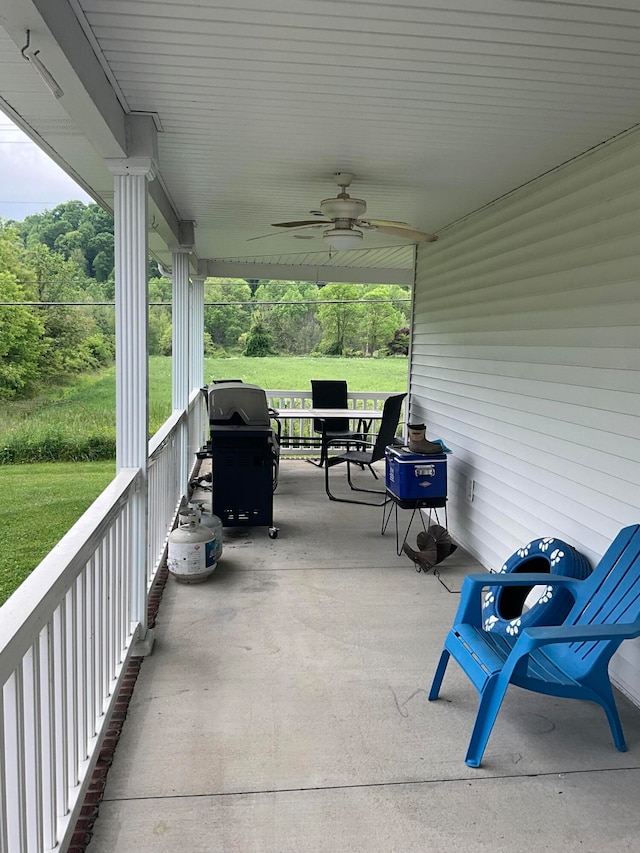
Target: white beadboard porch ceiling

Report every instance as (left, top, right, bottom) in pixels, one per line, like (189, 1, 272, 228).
(1, 0, 640, 278)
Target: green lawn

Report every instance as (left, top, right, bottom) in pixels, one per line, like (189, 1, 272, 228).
(0, 356, 407, 603)
(202, 355, 408, 391)
(0, 461, 115, 606)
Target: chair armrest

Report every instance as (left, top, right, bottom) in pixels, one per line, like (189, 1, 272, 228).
(523, 620, 640, 645)
(457, 573, 583, 626)
(325, 436, 374, 451)
(500, 620, 640, 677)
(463, 572, 583, 590)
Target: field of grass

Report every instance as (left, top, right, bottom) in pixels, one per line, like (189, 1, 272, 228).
(1, 356, 407, 464)
(203, 355, 408, 391)
(0, 461, 115, 606)
(0, 356, 407, 602)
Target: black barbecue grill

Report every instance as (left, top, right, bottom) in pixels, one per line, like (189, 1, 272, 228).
(200, 382, 280, 538)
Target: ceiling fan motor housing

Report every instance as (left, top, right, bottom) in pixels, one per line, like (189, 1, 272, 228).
(320, 196, 367, 220)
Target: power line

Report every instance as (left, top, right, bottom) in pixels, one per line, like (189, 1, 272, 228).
(0, 298, 410, 307)
(2, 278, 409, 290)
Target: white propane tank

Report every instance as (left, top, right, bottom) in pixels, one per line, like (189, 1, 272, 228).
(189, 502, 223, 561)
(167, 507, 218, 583)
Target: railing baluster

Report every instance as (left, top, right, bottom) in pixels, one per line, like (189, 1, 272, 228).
(120, 511, 129, 658)
(66, 587, 79, 788)
(107, 530, 115, 683)
(54, 600, 69, 818)
(0, 686, 8, 853)
(77, 572, 87, 764)
(114, 523, 123, 665)
(85, 557, 96, 736)
(4, 667, 27, 851)
(95, 545, 105, 718)
(40, 625, 56, 851)
(23, 643, 44, 851)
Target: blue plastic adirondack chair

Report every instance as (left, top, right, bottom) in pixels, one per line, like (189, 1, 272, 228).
(429, 524, 640, 767)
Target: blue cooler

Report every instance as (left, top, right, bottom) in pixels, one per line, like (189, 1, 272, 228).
(385, 446, 447, 501)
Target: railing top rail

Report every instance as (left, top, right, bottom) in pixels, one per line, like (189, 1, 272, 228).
(149, 409, 185, 458)
(266, 390, 403, 404)
(0, 467, 140, 682)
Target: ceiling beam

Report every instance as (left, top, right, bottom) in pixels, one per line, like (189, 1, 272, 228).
(198, 260, 413, 285)
(2, 0, 126, 157)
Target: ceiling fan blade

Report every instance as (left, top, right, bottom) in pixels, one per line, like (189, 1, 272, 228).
(246, 231, 291, 242)
(246, 223, 325, 242)
(371, 223, 438, 242)
(363, 219, 412, 227)
(271, 219, 330, 228)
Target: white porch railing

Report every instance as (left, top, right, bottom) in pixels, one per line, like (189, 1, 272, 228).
(266, 390, 402, 455)
(0, 469, 140, 853)
(147, 410, 184, 590)
(0, 397, 207, 853)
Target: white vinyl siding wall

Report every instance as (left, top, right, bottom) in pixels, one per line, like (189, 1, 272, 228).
(411, 130, 640, 702)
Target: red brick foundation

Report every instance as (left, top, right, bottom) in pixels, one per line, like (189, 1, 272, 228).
(67, 565, 169, 853)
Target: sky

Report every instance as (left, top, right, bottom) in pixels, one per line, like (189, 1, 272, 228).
(0, 117, 93, 221)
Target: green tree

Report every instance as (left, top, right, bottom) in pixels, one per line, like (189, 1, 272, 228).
(387, 283, 412, 324)
(387, 327, 410, 355)
(148, 309, 171, 356)
(0, 273, 45, 399)
(148, 276, 172, 355)
(317, 283, 364, 355)
(253, 280, 321, 354)
(21, 200, 88, 251)
(0, 222, 34, 282)
(19, 201, 115, 283)
(358, 286, 405, 356)
(203, 279, 252, 349)
(19, 241, 113, 378)
(88, 232, 115, 281)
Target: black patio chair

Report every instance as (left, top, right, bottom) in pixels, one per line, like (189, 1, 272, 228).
(324, 393, 406, 505)
(308, 379, 368, 467)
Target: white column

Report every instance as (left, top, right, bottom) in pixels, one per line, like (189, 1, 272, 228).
(189, 275, 206, 467)
(107, 157, 155, 648)
(172, 248, 190, 498)
(172, 250, 190, 411)
(190, 275, 205, 391)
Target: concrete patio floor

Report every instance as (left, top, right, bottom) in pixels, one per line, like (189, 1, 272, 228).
(87, 460, 640, 852)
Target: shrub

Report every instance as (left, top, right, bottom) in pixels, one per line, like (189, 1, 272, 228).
(243, 314, 274, 357)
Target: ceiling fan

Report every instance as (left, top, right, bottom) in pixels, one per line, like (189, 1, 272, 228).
(249, 172, 438, 251)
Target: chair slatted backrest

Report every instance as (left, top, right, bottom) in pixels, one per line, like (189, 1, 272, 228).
(553, 525, 640, 671)
(311, 380, 350, 433)
(369, 393, 407, 464)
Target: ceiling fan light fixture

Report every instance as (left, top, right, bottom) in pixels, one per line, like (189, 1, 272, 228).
(324, 227, 363, 251)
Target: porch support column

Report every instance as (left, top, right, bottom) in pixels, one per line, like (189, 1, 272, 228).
(189, 274, 206, 467)
(171, 221, 195, 499)
(107, 146, 156, 654)
(190, 274, 205, 391)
